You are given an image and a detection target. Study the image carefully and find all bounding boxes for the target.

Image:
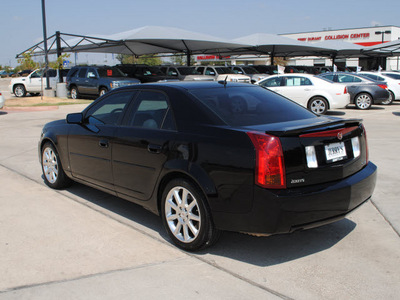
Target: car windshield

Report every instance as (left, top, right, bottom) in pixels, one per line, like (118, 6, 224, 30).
(215, 67, 234, 74)
(142, 67, 164, 76)
(97, 67, 125, 78)
(177, 67, 201, 75)
(189, 85, 316, 126)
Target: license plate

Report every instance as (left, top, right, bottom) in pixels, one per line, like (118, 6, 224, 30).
(325, 142, 347, 163)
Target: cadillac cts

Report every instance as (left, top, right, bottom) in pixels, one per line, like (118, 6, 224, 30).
(39, 82, 377, 251)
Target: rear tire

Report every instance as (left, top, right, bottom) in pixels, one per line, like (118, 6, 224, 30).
(99, 88, 108, 97)
(41, 142, 72, 189)
(382, 91, 394, 105)
(70, 86, 80, 99)
(161, 179, 221, 251)
(355, 93, 372, 110)
(308, 97, 328, 114)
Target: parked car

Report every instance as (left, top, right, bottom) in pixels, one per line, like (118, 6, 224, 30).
(256, 74, 350, 114)
(230, 66, 268, 83)
(116, 64, 178, 83)
(39, 81, 377, 251)
(17, 69, 33, 77)
(195, 66, 251, 83)
(160, 66, 214, 81)
(9, 68, 69, 97)
(66, 66, 140, 99)
(251, 65, 279, 75)
(0, 91, 4, 109)
(317, 72, 391, 109)
(359, 71, 400, 103)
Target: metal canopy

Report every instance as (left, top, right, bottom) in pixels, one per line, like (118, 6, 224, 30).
(361, 39, 400, 56)
(18, 26, 250, 60)
(16, 26, 393, 66)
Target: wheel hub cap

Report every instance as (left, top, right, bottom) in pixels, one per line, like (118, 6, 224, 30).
(165, 186, 201, 243)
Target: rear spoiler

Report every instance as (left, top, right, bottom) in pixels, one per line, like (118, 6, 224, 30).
(267, 118, 362, 137)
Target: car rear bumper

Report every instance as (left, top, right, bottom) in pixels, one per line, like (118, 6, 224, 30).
(212, 162, 377, 234)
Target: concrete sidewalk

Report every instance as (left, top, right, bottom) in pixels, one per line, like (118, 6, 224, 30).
(0, 103, 400, 299)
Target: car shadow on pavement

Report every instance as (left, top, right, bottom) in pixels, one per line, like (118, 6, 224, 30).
(326, 110, 346, 116)
(59, 180, 357, 266)
(393, 112, 400, 116)
(0, 111, 8, 116)
(201, 219, 356, 266)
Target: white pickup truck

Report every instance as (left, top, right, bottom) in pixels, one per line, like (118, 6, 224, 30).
(9, 69, 68, 97)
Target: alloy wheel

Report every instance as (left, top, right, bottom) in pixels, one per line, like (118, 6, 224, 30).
(42, 147, 59, 184)
(164, 186, 201, 243)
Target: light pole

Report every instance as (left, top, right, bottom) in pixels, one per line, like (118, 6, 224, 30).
(41, 0, 50, 90)
(375, 30, 391, 44)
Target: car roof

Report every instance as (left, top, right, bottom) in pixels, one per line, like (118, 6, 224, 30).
(116, 81, 253, 92)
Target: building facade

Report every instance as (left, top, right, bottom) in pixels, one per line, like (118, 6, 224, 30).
(281, 25, 400, 71)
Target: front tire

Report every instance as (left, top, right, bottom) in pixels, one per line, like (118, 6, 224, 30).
(41, 142, 72, 189)
(355, 93, 372, 110)
(308, 97, 328, 114)
(161, 179, 221, 251)
(14, 85, 26, 97)
(99, 88, 108, 97)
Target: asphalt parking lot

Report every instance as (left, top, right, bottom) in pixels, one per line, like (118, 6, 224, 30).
(1, 79, 400, 299)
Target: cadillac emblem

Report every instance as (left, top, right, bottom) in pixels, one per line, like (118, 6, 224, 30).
(337, 132, 343, 140)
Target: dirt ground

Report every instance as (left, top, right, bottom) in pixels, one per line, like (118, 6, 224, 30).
(4, 96, 92, 107)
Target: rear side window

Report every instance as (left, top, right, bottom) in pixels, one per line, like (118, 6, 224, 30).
(189, 86, 316, 126)
(338, 75, 362, 83)
(128, 91, 175, 130)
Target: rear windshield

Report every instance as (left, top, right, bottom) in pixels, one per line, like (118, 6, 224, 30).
(383, 73, 400, 80)
(189, 85, 316, 126)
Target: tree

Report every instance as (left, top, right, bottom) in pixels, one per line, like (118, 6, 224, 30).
(168, 54, 196, 66)
(116, 54, 162, 66)
(49, 53, 71, 70)
(16, 53, 38, 71)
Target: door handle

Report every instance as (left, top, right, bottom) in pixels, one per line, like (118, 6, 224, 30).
(148, 144, 162, 154)
(99, 139, 109, 148)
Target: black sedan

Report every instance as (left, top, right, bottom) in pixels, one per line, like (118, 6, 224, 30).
(318, 72, 391, 109)
(39, 82, 377, 251)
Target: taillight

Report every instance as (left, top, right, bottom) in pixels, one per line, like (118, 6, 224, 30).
(344, 86, 348, 94)
(378, 84, 388, 90)
(247, 132, 286, 189)
(362, 124, 369, 165)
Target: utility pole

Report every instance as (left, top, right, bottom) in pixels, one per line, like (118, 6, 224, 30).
(41, 0, 50, 90)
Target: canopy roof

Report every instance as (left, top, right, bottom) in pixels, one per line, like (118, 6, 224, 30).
(18, 26, 250, 58)
(16, 26, 391, 62)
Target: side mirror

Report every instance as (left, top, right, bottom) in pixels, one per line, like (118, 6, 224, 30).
(66, 113, 83, 124)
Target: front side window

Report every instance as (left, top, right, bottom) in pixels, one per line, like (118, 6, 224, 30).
(260, 77, 283, 87)
(78, 68, 88, 78)
(85, 91, 134, 125)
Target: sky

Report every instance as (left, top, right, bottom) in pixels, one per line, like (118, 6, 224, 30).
(1, 0, 400, 67)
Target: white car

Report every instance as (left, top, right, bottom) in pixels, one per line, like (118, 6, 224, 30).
(195, 66, 251, 83)
(359, 72, 400, 103)
(230, 66, 268, 83)
(0, 91, 5, 109)
(160, 66, 214, 81)
(9, 68, 69, 97)
(256, 74, 350, 114)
